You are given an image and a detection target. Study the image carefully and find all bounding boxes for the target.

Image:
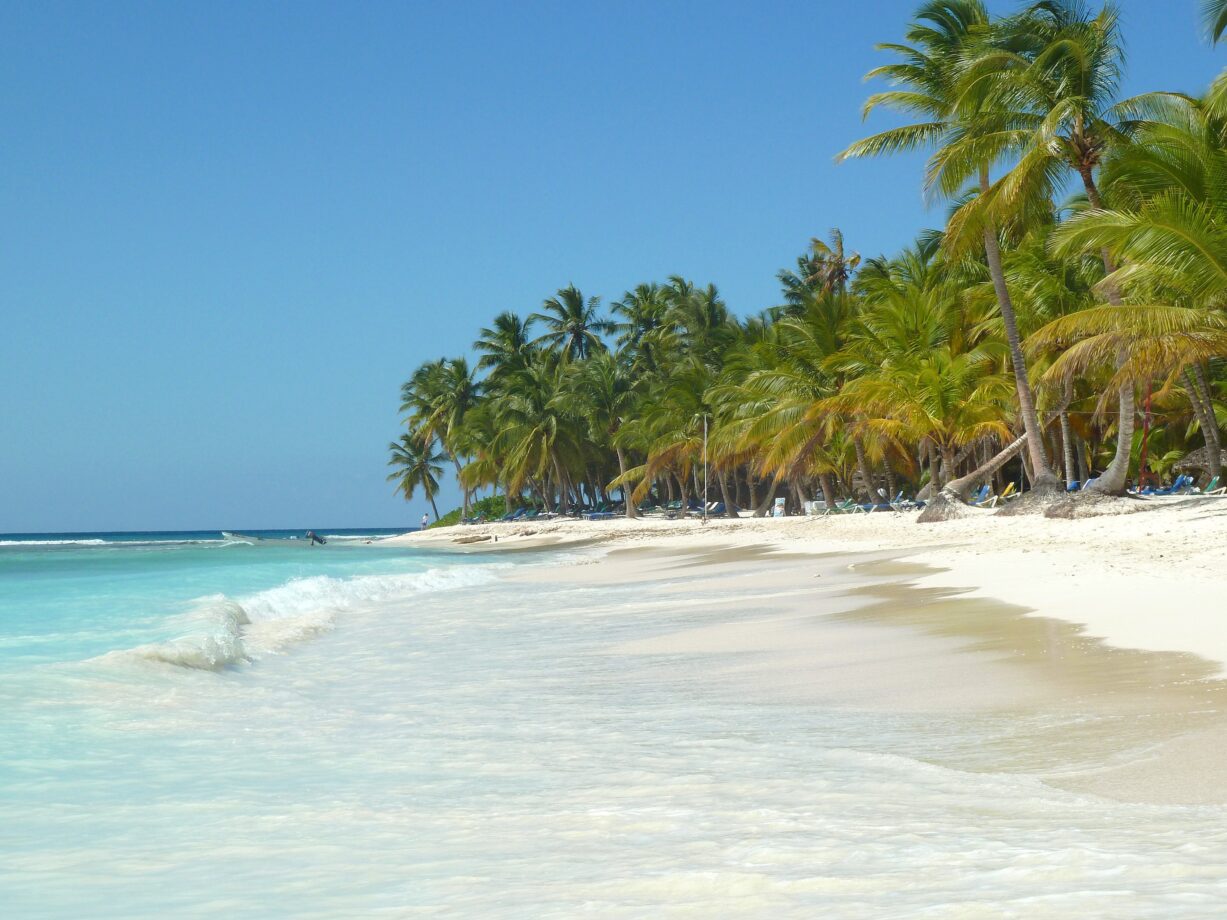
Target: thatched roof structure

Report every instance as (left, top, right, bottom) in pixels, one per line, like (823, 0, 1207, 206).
(1173, 446, 1227, 472)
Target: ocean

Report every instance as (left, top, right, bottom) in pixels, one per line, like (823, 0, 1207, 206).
(2, 531, 1226, 917)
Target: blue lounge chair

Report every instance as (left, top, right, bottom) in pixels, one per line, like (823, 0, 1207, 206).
(1140, 474, 1192, 496)
(967, 484, 993, 507)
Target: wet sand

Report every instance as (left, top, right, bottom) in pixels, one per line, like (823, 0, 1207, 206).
(512, 542, 1227, 805)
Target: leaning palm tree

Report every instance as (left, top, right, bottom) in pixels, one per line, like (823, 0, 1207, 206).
(958, 0, 1138, 492)
(531, 285, 614, 360)
(387, 434, 444, 521)
(838, 0, 1060, 493)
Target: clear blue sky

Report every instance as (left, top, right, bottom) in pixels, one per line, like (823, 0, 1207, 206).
(1, 0, 1220, 532)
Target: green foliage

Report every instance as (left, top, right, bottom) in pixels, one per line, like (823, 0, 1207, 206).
(429, 494, 509, 529)
(390, 1, 1227, 506)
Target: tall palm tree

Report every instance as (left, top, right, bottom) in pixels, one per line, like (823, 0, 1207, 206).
(531, 285, 614, 360)
(961, 0, 1137, 493)
(838, 0, 1060, 493)
(387, 434, 444, 521)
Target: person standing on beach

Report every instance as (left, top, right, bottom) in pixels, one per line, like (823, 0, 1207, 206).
(421, 513, 429, 531)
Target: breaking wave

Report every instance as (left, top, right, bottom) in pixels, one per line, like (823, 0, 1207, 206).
(0, 538, 110, 547)
(95, 564, 503, 671)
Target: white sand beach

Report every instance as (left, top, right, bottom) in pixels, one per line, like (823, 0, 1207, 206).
(388, 498, 1227, 805)
(389, 497, 1227, 675)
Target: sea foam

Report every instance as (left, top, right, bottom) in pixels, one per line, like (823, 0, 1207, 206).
(98, 564, 503, 671)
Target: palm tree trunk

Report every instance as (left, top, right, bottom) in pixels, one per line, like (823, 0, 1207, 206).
(1076, 168, 1135, 497)
(753, 476, 778, 517)
(818, 473, 836, 507)
(1088, 374, 1135, 495)
(981, 167, 1056, 492)
(1189, 365, 1223, 481)
(918, 435, 1027, 523)
(450, 454, 469, 516)
(552, 456, 568, 513)
(853, 436, 876, 502)
(429, 493, 440, 521)
(939, 446, 957, 488)
(1060, 409, 1076, 489)
(615, 447, 637, 518)
(718, 471, 736, 517)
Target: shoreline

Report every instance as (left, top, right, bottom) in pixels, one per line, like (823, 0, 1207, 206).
(386, 497, 1227, 676)
(382, 498, 1227, 803)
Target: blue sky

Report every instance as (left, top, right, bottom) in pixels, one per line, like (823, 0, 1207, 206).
(0, 0, 1221, 532)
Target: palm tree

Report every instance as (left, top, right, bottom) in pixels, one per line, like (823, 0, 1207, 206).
(959, 0, 1137, 493)
(399, 357, 481, 516)
(1047, 94, 1227, 481)
(1206, 0, 1227, 43)
(838, 0, 1060, 493)
(531, 285, 614, 360)
(808, 228, 861, 294)
(387, 434, 444, 521)
(561, 351, 641, 517)
(611, 283, 670, 349)
(474, 312, 535, 378)
(491, 352, 582, 512)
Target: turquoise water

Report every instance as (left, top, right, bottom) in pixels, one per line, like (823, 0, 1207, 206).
(0, 530, 419, 669)
(3, 533, 1227, 917)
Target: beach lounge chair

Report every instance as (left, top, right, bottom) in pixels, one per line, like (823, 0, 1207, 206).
(984, 482, 1016, 508)
(822, 498, 857, 515)
(890, 492, 924, 511)
(967, 484, 993, 507)
(1141, 474, 1192, 496)
(1194, 475, 1225, 495)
